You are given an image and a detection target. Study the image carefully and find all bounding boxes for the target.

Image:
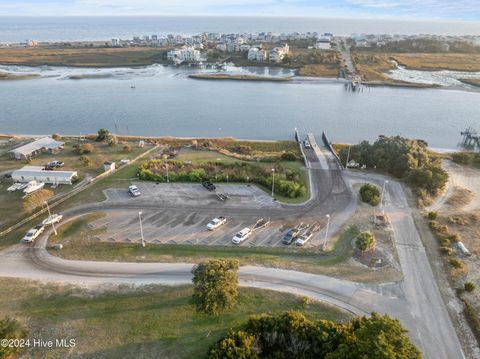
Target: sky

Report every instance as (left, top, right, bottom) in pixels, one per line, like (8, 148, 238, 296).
(0, 0, 479, 21)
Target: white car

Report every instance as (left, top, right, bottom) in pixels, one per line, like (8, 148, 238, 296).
(206, 217, 227, 231)
(42, 213, 63, 225)
(232, 228, 252, 244)
(295, 231, 313, 246)
(22, 225, 45, 243)
(129, 185, 141, 197)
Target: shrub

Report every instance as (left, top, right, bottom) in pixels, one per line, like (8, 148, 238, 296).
(356, 231, 376, 252)
(79, 155, 91, 165)
(280, 152, 298, 161)
(76, 143, 95, 155)
(108, 135, 118, 146)
(449, 259, 464, 269)
(439, 246, 453, 255)
(96, 128, 110, 142)
(123, 144, 132, 152)
(359, 183, 381, 206)
(0, 317, 27, 358)
(464, 281, 476, 292)
(51, 133, 61, 140)
(427, 211, 438, 220)
(450, 234, 461, 243)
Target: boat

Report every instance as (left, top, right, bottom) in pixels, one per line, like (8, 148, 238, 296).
(23, 180, 45, 194)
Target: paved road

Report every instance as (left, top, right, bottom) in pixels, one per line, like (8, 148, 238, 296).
(0, 139, 465, 359)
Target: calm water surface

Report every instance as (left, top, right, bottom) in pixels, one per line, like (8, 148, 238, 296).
(0, 65, 479, 149)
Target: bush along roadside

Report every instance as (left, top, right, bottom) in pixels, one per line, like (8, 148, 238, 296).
(138, 160, 307, 198)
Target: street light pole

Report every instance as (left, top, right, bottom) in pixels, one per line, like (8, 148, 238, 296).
(380, 180, 389, 210)
(271, 168, 275, 197)
(323, 214, 330, 251)
(139, 211, 145, 247)
(345, 145, 351, 169)
(44, 201, 57, 236)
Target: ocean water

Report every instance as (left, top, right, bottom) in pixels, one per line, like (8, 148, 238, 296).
(1, 16, 480, 43)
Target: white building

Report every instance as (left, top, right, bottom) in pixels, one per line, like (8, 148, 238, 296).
(111, 38, 121, 46)
(269, 44, 289, 63)
(9, 137, 65, 160)
(12, 166, 78, 185)
(167, 47, 203, 63)
(248, 47, 259, 60)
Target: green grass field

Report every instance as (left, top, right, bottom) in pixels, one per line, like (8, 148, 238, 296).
(0, 279, 350, 358)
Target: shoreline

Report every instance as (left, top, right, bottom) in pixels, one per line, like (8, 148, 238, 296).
(188, 73, 293, 82)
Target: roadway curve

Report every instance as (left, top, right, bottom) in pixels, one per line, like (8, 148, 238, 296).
(0, 142, 465, 359)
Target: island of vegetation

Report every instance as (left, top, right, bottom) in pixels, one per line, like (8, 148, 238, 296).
(0, 72, 39, 80)
(188, 73, 292, 82)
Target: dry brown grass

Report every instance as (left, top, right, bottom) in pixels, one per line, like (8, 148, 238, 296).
(445, 187, 474, 210)
(390, 53, 480, 72)
(460, 78, 480, 87)
(0, 46, 169, 67)
(352, 52, 397, 82)
(297, 64, 339, 77)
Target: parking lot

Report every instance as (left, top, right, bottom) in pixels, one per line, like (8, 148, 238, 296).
(89, 182, 327, 248)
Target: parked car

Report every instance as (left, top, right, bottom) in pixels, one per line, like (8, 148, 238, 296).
(295, 231, 313, 246)
(46, 160, 65, 169)
(42, 213, 63, 225)
(129, 185, 141, 197)
(202, 181, 216, 191)
(206, 217, 227, 231)
(232, 228, 252, 244)
(22, 225, 45, 243)
(304, 140, 311, 149)
(282, 228, 300, 245)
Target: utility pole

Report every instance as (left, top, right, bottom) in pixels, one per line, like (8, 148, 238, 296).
(323, 214, 330, 251)
(44, 201, 57, 236)
(139, 211, 145, 247)
(271, 168, 275, 197)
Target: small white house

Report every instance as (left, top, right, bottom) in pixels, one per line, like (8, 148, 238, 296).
(12, 166, 78, 185)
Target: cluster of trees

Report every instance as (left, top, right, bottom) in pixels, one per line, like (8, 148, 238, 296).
(339, 136, 448, 199)
(192, 259, 239, 315)
(138, 160, 307, 198)
(209, 311, 421, 359)
(359, 183, 381, 206)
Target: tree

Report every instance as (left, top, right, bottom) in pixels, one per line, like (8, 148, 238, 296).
(23, 189, 54, 213)
(79, 155, 91, 165)
(123, 144, 132, 153)
(349, 312, 421, 359)
(76, 143, 95, 155)
(359, 183, 381, 206)
(209, 311, 421, 359)
(51, 133, 61, 140)
(192, 259, 239, 315)
(96, 128, 110, 142)
(0, 317, 27, 359)
(108, 135, 118, 146)
(356, 231, 376, 252)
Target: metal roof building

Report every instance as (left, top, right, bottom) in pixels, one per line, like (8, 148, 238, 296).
(11, 166, 78, 185)
(9, 137, 65, 160)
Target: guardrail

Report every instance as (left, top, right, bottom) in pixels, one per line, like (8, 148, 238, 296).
(321, 131, 344, 169)
(0, 145, 158, 238)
